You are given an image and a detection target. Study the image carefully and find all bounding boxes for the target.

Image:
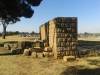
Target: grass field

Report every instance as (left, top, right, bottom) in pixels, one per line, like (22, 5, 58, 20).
(0, 36, 100, 75)
(0, 55, 100, 75)
(0, 55, 65, 75)
(78, 36, 100, 41)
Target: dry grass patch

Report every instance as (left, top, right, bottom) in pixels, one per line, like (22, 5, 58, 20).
(0, 55, 100, 75)
(0, 35, 34, 42)
(0, 55, 66, 75)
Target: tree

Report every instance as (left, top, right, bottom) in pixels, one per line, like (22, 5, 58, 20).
(0, 0, 42, 39)
(84, 32, 89, 38)
(31, 31, 35, 34)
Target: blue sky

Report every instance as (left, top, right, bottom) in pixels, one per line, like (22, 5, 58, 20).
(0, 0, 100, 33)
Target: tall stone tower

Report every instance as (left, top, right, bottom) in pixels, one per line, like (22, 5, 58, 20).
(40, 17, 77, 58)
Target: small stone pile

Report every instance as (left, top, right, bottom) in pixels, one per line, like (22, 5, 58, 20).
(23, 48, 32, 56)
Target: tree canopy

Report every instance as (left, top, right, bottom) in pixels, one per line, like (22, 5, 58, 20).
(0, 0, 42, 39)
(0, 0, 42, 24)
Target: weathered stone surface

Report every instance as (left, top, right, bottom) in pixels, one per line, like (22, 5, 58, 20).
(23, 48, 32, 56)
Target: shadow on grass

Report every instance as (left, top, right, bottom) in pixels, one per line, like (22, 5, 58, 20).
(61, 66, 100, 75)
(0, 51, 21, 56)
(0, 52, 12, 56)
(86, 59, 100, 66)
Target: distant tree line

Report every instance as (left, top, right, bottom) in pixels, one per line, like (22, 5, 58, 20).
(0, 31, 18, 36)
(78, 32, 100, 38)
(0, 30, 37, 36)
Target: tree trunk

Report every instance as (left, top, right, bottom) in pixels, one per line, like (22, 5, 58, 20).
(2, 23, 7, 39)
